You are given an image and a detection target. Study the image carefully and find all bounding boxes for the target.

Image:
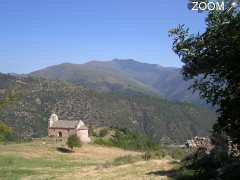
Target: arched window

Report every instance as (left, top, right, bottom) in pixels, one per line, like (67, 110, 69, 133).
(58, 131, 62, 137)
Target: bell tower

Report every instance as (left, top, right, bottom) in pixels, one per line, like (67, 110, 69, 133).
(48, 113, 58, 128)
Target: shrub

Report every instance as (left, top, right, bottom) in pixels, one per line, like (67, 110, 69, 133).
(88, 125, 95, 136)
(99, 128, 108, 137)
(109, 128, 158, 151)
(142, 151, 152, 161)
(0, 122, 13, 142)
(66, 135, 81, 151)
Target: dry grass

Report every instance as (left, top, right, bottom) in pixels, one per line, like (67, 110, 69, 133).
(0, 138, 178, 180)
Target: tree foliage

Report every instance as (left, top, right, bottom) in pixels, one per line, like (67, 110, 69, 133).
(94, 128, 158, 151)
(0, 122, 13, 142)
(0, 93, 16, 110)
(169, 2, 240, 144)
(0, 93, 16, 142)
(66, 135, 81, 151)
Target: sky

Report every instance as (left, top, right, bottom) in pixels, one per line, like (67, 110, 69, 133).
(0, 0, 207, 73)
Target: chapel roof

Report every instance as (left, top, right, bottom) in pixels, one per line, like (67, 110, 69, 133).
(51, 120, 79, 129)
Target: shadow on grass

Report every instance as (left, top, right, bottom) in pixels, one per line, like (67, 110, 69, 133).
(146, 169, 178, 178)
(56, 147, 72, 153)
(147, 168, 196, 180)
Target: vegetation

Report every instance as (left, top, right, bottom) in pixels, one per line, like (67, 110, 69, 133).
(30, 59, 208, 107)
(99, 128, 108, 137)
(0, 93, 16, 110)
(169, 0, 240, 179)
(0, 93, 16, 143)
(0, 122, 13, 143)
(66, 135, 81, 151)
(93, 127, 188, 161)
(0, 73, 215, 144)
(169, 1, 240, 144)
(94, 128, 158, 151)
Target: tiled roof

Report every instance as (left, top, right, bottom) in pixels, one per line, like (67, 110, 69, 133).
(51, 120, 78, 129)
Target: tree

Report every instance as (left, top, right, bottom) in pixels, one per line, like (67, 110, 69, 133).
(0, 93, 16, 142)
(0, 93, 17, 109)
(0, 122, 13, 142)
(169, 1, 240, 144)
(66, 135, 81, 151)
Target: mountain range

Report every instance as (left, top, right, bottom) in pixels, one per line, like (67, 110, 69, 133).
(0, 70, 215, 144)
(30, 59, 205, 106)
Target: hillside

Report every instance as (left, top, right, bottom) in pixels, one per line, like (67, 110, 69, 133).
(0, 138, 181, 180)
(0, 73, 215, 143)
(30, 59, 205, 106)
(30, 61, 158, 96)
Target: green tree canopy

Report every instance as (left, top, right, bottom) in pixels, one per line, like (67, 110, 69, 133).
(169, 1, 240, 143)
(66, 135, 81, 151)
(0, 122, 13, 142)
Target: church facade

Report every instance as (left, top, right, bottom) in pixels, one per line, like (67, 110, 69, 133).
(48, 113, 91, 143)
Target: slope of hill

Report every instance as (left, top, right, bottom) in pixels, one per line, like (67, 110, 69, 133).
(0, 138, 180, 180)
(30, 62, 158, 96)
(0, 73, 215, 143)
(30, 59, 205, 106)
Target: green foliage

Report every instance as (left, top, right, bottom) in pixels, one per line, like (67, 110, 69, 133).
(146, 146, 188, 160)
(66, 135, 81, 151)
(95, 128, 158, 151)
(99, 128, 108, 137)
(88, 125, 95, 136)
(169, 2, 240, 179)
(0, 73, 215, 143)
(94, 128, 188, 160)
(177, 147, 240, 180)
(0, 91, 17, 110)
(169, 4, 240, 144)
(0, 122, 13, 142)
(112, 128, 158, 151)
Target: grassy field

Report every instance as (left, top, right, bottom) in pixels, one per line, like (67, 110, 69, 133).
(0, 138, 182, 180)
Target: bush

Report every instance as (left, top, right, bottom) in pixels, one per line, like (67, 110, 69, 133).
(66, 135, 81, 151)
(0, 122, 13, 142)
(109, 128, 158, 151)
(142, 151, 152, 161)
(88, 125, 95, 136)
(178, 145, 240, 180)
(99, 128, 108, 137)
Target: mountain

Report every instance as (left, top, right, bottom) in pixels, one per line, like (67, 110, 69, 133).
(30, 59, 206, 106)
(0, 73, 216, 143)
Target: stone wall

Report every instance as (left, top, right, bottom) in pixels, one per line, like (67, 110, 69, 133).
(48, 128, 76, 138)
(77, 129, 91, 143)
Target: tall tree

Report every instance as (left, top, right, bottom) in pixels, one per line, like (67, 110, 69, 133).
(169, 1, 240, 144)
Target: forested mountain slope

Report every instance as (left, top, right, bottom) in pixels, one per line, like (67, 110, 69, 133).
(30, 59, 205, 106)
(0, 74, 215, 143)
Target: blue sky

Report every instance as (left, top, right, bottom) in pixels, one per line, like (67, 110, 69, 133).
(0, 0, 207, 73)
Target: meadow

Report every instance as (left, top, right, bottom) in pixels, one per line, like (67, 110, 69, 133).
(0, 138, 184, 180)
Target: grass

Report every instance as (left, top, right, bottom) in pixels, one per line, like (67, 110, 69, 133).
(0, 138, 187, 180)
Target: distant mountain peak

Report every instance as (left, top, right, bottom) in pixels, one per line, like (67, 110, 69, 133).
(29, 59, 207, 107)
